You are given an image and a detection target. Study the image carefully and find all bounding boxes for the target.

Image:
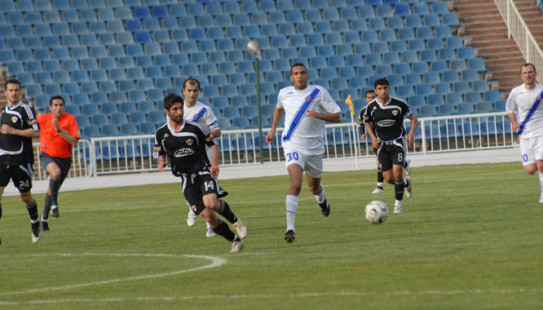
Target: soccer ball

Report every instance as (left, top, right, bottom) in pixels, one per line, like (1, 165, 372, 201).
(364, 200, 388, 224)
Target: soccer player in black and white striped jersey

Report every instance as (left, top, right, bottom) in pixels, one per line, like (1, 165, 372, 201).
(363, 78, 418, 213)
(0, 79, 41, 245)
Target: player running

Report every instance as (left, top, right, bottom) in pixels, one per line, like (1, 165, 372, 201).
(155, 94, 247, 252)
(363, 78, 418, 213)
(506, 63, 543, 203)
(265, 63, 341, 243)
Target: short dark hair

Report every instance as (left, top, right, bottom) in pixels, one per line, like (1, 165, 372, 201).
(374, 78, 390, 89)
(182, 77, 200, 90)
(521, 63, 536, 73)
(290, 62, 307, 75)
(4, 78, 21, 90)
(49, 95, 65, 106)
(365, 89, 375, 97)
(163, 93, 183, 111)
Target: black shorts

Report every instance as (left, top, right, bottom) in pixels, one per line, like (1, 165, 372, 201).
(376, 138, 406, 172)
(39, 152, 72, 181)
(181, 169, 222, 215)
(0, 162, 34, 192)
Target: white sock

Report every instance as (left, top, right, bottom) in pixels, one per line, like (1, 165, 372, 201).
(315, 184, 326, 204)
(539, 173, 543, 191)
(394, 200, 402, 207)
(286, 195, 298, 232)
(206, 221, 212, 229)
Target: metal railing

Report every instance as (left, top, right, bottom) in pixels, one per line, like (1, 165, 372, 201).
(82, 112, 515, 176)
(495, 0, 543, 73)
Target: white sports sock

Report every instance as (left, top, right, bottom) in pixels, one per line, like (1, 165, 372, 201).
(539, 173, 543, 191)
(286, 195, 298, 232)
(315, 184, 326, 204)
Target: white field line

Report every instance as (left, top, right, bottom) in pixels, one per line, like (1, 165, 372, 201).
(0, 253, 226, 297)
(1, 288, 543, 306)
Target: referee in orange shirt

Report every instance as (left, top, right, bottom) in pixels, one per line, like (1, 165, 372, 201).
(37, 96, 79, 231)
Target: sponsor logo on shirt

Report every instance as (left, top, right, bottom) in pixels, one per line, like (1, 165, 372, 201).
(377, 119, 396, 127)
(174, 148, 194, 157)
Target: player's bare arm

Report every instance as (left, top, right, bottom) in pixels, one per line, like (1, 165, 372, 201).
(210, 144, 220, 178)
(157, 155, 167, 172)
(305, 110, 340, 123)
(1, 125, 40, 138)
(406, 115, 418, 148)
(210, 128, 221, 138)
(266, 107, 284, 143)
(365, 122, 380, 149)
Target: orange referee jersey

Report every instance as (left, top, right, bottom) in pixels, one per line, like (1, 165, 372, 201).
(37, 112, 80, 158)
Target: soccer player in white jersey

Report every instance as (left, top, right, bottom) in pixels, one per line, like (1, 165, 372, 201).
(182, 78, 223, 237)
(265, 63, 341, 243)
(506, 63, 543, 203)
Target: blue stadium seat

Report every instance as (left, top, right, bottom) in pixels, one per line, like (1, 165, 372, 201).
(442, 70, 459, 83)
(427, 94, 445, 106)
(120, 123, 138, 135)
(465, 91, 482, 103)
(101, 124, 119, 137)
(82, 125, 100, 138)
(119, 80, 136, 92)
(483, 90, 501, 102)
(395, 3, 411, 16)
(472, 80, 489, 92)
(83, 104, 101, 116)
(442, 13, 460, 27)
(35, 72, 52, 84)
(468, 58, 486, 72)
(446, 92, 463, 105)
(129, 90, 146, 103)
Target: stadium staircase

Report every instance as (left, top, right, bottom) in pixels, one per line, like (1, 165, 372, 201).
(453, 0, 543, 93)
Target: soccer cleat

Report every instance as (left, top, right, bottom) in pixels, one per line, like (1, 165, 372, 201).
(372, 186, 384, 194)
(233, 218, 247, 239)
(404, 176, 412, 198)
(284, 230, 295, 243)
(319, 200, 330, 217)
(41, 220, 49, 232)
(404, 159, 411, 175)
(230, 239, 245, 253)
(539, 193, 543, 203)
(50, 205, 59, 218)
(205, 223, 216, 238)
(393, 201, 402, 214)
(186, 211, 196, 227)
(31, 221, 41, 244)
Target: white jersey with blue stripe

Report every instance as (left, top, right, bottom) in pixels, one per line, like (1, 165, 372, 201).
(277, 85, 341, 155)
(183, 101, 220, 132)
(506, 83, 543, 138)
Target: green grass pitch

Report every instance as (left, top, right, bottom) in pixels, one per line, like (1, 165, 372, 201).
(1, 162, 542, 309)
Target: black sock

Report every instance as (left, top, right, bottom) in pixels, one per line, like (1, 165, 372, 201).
(377, 168, 383, 184)
(0, 203, 2, 220)
(213, 219, 237, 242)
(49, 178, 62, 206)
(26, 200, 39, 222)
(42, 195, 52, 220)
(218, 200, 238, 224)
(394, 180, 404, 201)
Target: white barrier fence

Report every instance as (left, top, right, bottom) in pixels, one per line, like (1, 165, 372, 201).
(31, 112, 514, 179)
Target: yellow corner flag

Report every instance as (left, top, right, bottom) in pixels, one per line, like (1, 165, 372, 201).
(345, 95, 354, 115)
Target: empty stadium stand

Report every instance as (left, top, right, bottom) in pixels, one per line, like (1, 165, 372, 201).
(0, 0, 505, 137)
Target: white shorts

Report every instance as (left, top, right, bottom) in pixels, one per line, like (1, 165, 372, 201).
(283, 148, 323, 178)
(519, 135, 543, 165)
